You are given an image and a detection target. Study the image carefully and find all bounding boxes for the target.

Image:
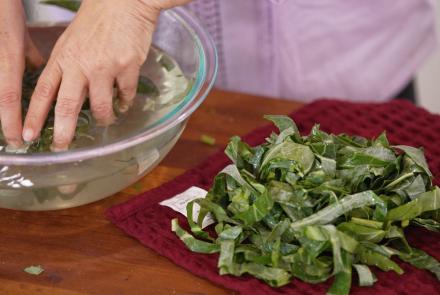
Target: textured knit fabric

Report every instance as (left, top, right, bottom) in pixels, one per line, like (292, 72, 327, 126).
(107, 99, 440, 295)
(187, 0, 438, 102)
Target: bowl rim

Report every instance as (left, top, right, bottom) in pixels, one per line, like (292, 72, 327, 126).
(0, 7, 218, 166)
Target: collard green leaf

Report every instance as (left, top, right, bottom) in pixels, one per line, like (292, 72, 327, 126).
(225, 137, 253, 169)
(137, 76, 159, 96)
(405, 175, 427, 199)
(353, 264, 377, 286)
(289, 248, 332, 283)
(394, 145, 433, 178)
(412, 218, 440, 232)
(186, 201, 213, 241)
(338, 148, 394, 169)
(317, 155, 337, 178)
(356, 245, 403, 274)
(261, 141, 315, 175)
(399, 248, 440, 280)
(290, 191, 380, 230)
(41, 0, 81, 12)
(228, 262, 291, 287)
(386, 187, 440, 221)
(350, 217, 383, 229)
(200, 134, 216, 146)
(338, 222, 386, 243)
(304, 225, 358, 254)
(327, 251, 353, 295)
(24, 265, 45, 276)
(373, 132, 390, 147)
(171, 219, 219, 254)
(234, 190, 274, 226)
(218, 239, 235, 274)
(264, 115, 301, 142)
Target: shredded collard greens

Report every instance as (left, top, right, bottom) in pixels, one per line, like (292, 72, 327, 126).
(172, 115, 440, 294)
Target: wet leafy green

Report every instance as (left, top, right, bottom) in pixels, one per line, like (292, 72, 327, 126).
(9, 66, 159, 153)
(172, 116, 440, 294)
(41, 0, 81, 12)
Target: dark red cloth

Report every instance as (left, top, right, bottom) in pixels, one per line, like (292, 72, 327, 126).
(106, 99, 440, 295)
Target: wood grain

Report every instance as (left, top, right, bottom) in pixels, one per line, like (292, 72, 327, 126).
(0, 89, 303, 294)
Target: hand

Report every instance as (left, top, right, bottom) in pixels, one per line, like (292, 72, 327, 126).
(22, 0, 191, 151)
(0, 1, 44, 148)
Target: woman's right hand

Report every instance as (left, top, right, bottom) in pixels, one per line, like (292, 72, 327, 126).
(0, 0, 43, 148)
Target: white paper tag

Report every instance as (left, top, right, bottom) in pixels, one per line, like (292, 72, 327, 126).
(160, 186, 215, 228)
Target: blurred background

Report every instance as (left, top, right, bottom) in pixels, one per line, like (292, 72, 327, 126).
(24, 0, 440, 113)
(418, 3, 440, 113)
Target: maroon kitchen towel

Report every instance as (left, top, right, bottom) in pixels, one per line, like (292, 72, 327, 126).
(107, 99, 440, 295)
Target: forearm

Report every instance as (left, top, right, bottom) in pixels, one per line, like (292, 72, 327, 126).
(0, 0, 26, 44)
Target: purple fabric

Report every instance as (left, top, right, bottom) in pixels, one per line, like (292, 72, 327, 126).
(187, 0, 438, 102)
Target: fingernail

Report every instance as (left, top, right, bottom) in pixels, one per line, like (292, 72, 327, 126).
(22, 129, 34, 142)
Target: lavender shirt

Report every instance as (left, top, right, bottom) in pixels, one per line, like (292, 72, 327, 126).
(187, 0, 438, 102)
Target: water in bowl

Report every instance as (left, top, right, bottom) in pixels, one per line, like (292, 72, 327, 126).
(0, 46, 191, 210)
(0, 46, 191, 152)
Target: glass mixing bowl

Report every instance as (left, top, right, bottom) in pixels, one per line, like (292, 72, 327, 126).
(0, 7, 217, 210)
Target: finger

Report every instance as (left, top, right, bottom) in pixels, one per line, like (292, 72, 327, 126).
(25, 31, 45, 70)
(116, 67, 139, 113)
(0, 55, 24, 147)
(89, 75, 116, 125)
(52, 69, 87, 151)
(23, 62, 62, 142)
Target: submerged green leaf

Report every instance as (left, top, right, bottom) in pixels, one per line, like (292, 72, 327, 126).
(41, 0, 81, 12)
(15, 67, 159, 153)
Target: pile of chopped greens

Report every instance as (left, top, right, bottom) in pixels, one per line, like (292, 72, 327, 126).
(172, 115, 440, 294)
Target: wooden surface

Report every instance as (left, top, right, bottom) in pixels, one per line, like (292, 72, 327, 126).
(0, 89, 303, 295)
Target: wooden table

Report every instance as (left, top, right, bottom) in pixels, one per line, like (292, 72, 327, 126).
(0, 90, 303, 295)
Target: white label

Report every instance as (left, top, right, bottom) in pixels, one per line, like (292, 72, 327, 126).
(160, 186, 215, 228)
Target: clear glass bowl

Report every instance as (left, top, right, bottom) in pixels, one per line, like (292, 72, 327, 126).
(0, 7, 217, 210)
